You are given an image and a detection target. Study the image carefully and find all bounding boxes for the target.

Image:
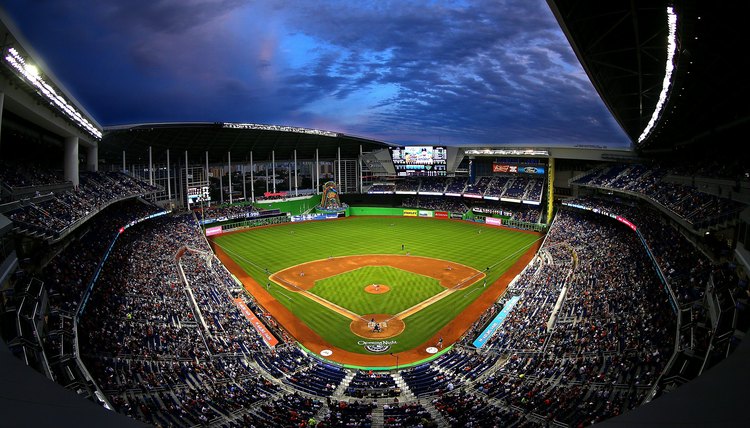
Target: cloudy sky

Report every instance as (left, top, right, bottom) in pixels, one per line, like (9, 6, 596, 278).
(2, 0, 630, 148)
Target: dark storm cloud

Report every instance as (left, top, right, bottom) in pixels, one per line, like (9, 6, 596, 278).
(0, 0, 630, 147)
(268, 0, 626, 146)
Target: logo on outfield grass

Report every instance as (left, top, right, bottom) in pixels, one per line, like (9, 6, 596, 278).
(358, 340, 397, 353)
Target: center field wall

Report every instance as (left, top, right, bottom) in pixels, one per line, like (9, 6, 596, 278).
(348, 206, 408, 216)
(254, 195, 317, 215)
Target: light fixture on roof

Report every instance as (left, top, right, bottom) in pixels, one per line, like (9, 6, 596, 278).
(4, 47, 102, 140)
(637, 6, 678, 145)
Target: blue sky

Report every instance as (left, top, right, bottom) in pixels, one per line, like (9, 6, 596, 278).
(1, 0, 631, 148)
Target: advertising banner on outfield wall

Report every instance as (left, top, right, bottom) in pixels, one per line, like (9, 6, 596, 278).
(450, 212, 463, 219)
(435, 211, 449, 218)
(403, 209, 418, 217)
(418, 210, 433, 217)
(205, 226, 223, 236)
(485, 217, 503, 226)
(234, 298, 279, 348)
(291, 213, 339, 222)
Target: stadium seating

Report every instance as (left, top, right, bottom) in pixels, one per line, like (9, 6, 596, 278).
(573, 163, 746, 228)
(3, 159, 747, 428)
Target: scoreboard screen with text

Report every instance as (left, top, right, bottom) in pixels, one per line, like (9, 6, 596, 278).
(390, 146, 447, 176)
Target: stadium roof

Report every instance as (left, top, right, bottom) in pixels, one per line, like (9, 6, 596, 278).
(101, 122, 395, 163)
(549, 0, 750, 151)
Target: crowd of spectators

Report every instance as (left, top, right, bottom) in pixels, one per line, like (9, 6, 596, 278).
(76, 214, 323, 425)
(394, 178, 420, 193)
(564, 195, 713, 306)
(0, 160, 67, 189)
(383, 402, 435, 427)
(470, 200, 542, 223)
(346, 370, 400, 398)
(367, 183, 396, 194)
(368, 174, 545, 203)
(457, 209, 675, 426)
(561, 196, 749, 387)
(7, 171, 159, 238)
(5, 199, 165, 397)
(463, 176, 492, 198)
(573, 163, 746, 228)
(193, 202, 259, 224)
(432, 391, 524, 427)
(402, 196, 468, 214)
(9, 160, 745, 427)
(444, 177, 468, 195)
(419, 177, 450, 194)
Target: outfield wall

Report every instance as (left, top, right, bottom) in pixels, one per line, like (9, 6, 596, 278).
(254, 195, 318, 215)
(348, 205, 546, 231)
(348, 206, 409, 216)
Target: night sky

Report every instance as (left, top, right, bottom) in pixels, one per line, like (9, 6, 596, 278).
(1, 0, 631, 148)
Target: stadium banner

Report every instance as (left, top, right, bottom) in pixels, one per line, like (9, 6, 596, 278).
(434, 211, 449, 218)
(492, 163, 545, 174)
(616, 216, 637, 231)
(418, 210, 433, 217)
(493, 163, 518, 173)
(263, 191, 287, 198)
(291, 213, 339, 222)
(520, 166, 545, 174)
(233, 298, 279, 348)
(484, 217, 503, 226)
(403, 209, 418, 217)
(205, 226, 223, 236)
(472, 296, 521, 348)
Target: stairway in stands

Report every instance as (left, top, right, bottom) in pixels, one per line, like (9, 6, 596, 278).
(331, 370, 355, 397)
(391, 372, 416, 401)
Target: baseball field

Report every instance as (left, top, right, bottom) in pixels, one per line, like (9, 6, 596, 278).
(211, 215, 541, 367)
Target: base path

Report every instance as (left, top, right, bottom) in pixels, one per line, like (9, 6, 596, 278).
(211, 240, 542, 367)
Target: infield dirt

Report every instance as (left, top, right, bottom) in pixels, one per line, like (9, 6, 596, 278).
(212, 235, 541, 367)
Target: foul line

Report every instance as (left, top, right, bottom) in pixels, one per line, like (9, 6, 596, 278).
(214, 235, 544, 329)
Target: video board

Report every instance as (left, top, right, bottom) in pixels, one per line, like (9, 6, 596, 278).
(390, 146, 447, 176)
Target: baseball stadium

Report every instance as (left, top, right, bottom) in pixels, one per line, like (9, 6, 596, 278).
(0, 1, 749, 427)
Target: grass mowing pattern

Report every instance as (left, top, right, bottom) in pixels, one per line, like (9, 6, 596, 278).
(310, 266, 445, 315)
(213, 216, 540, 353)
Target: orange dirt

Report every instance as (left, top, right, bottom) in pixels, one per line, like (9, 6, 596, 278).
(211, 232, 542, 368)
(350, 314, 405, 339)
(364, 284, 390, 294)
(270, 254, 481, 291)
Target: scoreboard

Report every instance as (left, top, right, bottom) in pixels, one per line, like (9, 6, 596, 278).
(390, 146, 447, 176)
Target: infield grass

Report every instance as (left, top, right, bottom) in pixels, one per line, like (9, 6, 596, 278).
(212, 216, 540, 353)
(310, 266, 445, 315)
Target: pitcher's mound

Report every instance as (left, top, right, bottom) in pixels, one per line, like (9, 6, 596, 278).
(364, 284, 390, 294)
(350, 313, 405, 339)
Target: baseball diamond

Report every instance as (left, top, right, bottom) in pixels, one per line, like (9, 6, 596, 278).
(211, 215, 541, 366)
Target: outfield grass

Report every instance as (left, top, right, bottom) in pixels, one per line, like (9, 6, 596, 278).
(213, 216, 540, 353)
(310, 266, 445, 315)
